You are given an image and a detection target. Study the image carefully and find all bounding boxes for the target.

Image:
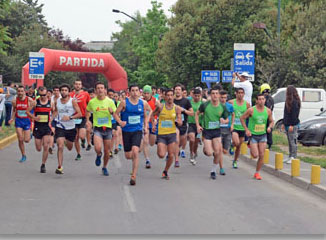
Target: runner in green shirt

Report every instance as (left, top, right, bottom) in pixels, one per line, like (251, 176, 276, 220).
(240, 94, 274, 180)
(195, 85, 229, 180)
(229, 87, 250, 169)
(187, 88, 202, 165)
(86, 82, 116, 177)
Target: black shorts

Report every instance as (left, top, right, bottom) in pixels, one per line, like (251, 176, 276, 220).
(157, 133, 177, 145)
(55, 127, 77, 142)
(203, 129, 221, 140)
(75, 117, 86, 129)
(187, 123, 197, 134)
(33, 125, 52, 139)
(112, 123, 117, 131)
(122, 130, 142, 152)
(177, 125, 188, 136)
(232, 129, 246, 138)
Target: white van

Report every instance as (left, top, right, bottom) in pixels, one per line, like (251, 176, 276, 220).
(272, 88, 326, 129)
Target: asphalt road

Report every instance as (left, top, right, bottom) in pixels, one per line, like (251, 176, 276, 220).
(1, 139, 326, 234)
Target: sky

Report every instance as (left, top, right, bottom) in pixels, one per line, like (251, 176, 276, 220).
(38, 0, 178, 42)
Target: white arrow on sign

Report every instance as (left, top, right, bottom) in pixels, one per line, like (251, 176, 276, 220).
(38, 60, 43, 66)
(246, 53, 253, 61)
(205, 72, 209, 76)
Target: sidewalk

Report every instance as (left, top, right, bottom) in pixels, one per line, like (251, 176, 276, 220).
(239, 146, 326, 200)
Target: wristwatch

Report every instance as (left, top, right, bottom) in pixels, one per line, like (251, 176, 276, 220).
(69, 116, 73, 120)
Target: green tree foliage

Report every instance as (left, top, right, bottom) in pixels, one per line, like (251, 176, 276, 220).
(132, 0, 169, 87)
(156, 0, 275, 89)
(0, 0, 12, 55)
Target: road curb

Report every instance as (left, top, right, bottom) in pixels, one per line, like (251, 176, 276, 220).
(240, 154, 326, 200)
(0, 134, 17, 150)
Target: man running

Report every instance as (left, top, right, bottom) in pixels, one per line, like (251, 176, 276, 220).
(173, 83, 193, 167)
(85, 88, 95, 151)
(195, 86, 229, 179)
(230, 88, 250, 169)
(187, 88, 202, 165)
(151, 89, 182, 180)
(142, 85, 160, 169)
(219, 90, 234, 155)
(240, 94, 274, 180)
(114, 84, 151, 186)
(8, 86, 33, 162)
(49, 86, 61, 154)
(26, 87, 53, 173)
(53, 84, 82, 174)
(86, 82, 116, 176)
(70, 79, 90, 161)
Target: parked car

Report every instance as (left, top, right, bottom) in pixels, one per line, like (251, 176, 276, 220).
(272, 88, 326, 129)
(297, 110, 326, 146)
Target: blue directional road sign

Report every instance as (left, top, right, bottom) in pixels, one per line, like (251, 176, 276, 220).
(201, 70, 220, 82)
(234, 43, 255, 81)
(222, 70, 234, 83)
(29, 52, 45, 79)
(201, 70, 220, 89)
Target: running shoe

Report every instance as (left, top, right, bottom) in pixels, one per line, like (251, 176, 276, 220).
(114, 148, 119, 154)
(180, 150, 186, 158)
(253, 172, 262, 180)
(102, 168, 109, 176)
(189, 157, 196, 165)
(40, 164, 46, 173)
(110, 151, 113, 159)
(210, 171, 216, 180)
(19, 155, 27, 163)
(232, 160, 238, 169)
(95, 154, 102, 167)
(48, 147, 53, 155)
(118, 144, 122, 151)
(145, 160, 151, 169)
(81, 139, 86, 148)
(174, 160, 180, 168)
(55, 167, 64, 174)
(130, 176, 136, 185)
(229, 144, 234, 155)
(219, 168, 226, 175)
(75, 154, 81, 161)
(86, 144, 92, 151)
(165, 154, 169, 161)
(286, 157, 294, 164)
(162, 170, 169, 180)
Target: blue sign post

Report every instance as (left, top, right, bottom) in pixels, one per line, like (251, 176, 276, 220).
(222, 70, 234, 83)
(233, 43, 255, 81)
(201, 70, 220, 89)
(29, 52, 45, 79)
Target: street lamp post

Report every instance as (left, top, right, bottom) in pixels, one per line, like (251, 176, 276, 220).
(253, 22, 271, 39)
(112, 9, 141, 25)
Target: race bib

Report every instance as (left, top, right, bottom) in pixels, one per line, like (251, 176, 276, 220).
(161, 120, 173, 128)
(97, 117, 109, 125)
(74, 118, 82, 124)
(111, 115, 114, 120)
(254, 124, 265, 132)
(128, 115, 141, 124)
(38, 115, 48, 123)
(181, 114, 185, 122)
(234, 118, 241, 125)
(17, 110, 27, 117)
(208, 121, 220, 129)
(196, 133, 202, 139)
(220, 123, 228, 128)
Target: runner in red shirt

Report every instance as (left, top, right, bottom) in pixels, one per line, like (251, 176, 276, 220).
(70, 79, 90, 161)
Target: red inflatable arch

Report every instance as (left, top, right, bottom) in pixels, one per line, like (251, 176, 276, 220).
(21, 48, 128, 91)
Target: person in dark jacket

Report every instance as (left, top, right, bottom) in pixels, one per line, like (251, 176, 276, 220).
(282, 85, 301, 164)
(260, 84, 274, 149)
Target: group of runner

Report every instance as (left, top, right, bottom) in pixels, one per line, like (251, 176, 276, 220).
(9, 73, 274, 185)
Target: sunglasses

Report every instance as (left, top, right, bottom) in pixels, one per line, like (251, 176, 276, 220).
(39, 94, 47, 97)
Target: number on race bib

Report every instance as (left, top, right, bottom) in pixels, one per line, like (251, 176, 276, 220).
(234, 118, 241, 125)
(17, 110, 27, 117)
(128, 115, 141, 124)
(161, 120, 173, 128)
(74, 118, 82, 124)
(254, 124, 265, 132)
(208, 121, 220, 129)
(38, 115, 48, 123)
(97, 117, 109, 125)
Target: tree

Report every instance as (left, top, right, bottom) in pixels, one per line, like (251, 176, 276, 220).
(132, 0, 169, 87)
(0, 0, 12, 55)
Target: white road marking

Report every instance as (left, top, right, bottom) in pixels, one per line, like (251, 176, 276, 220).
(123, 185, 137, 213)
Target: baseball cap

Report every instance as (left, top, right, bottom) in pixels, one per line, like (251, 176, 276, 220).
(240, 72, 249, 78)
(143, 85, 152, 93)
